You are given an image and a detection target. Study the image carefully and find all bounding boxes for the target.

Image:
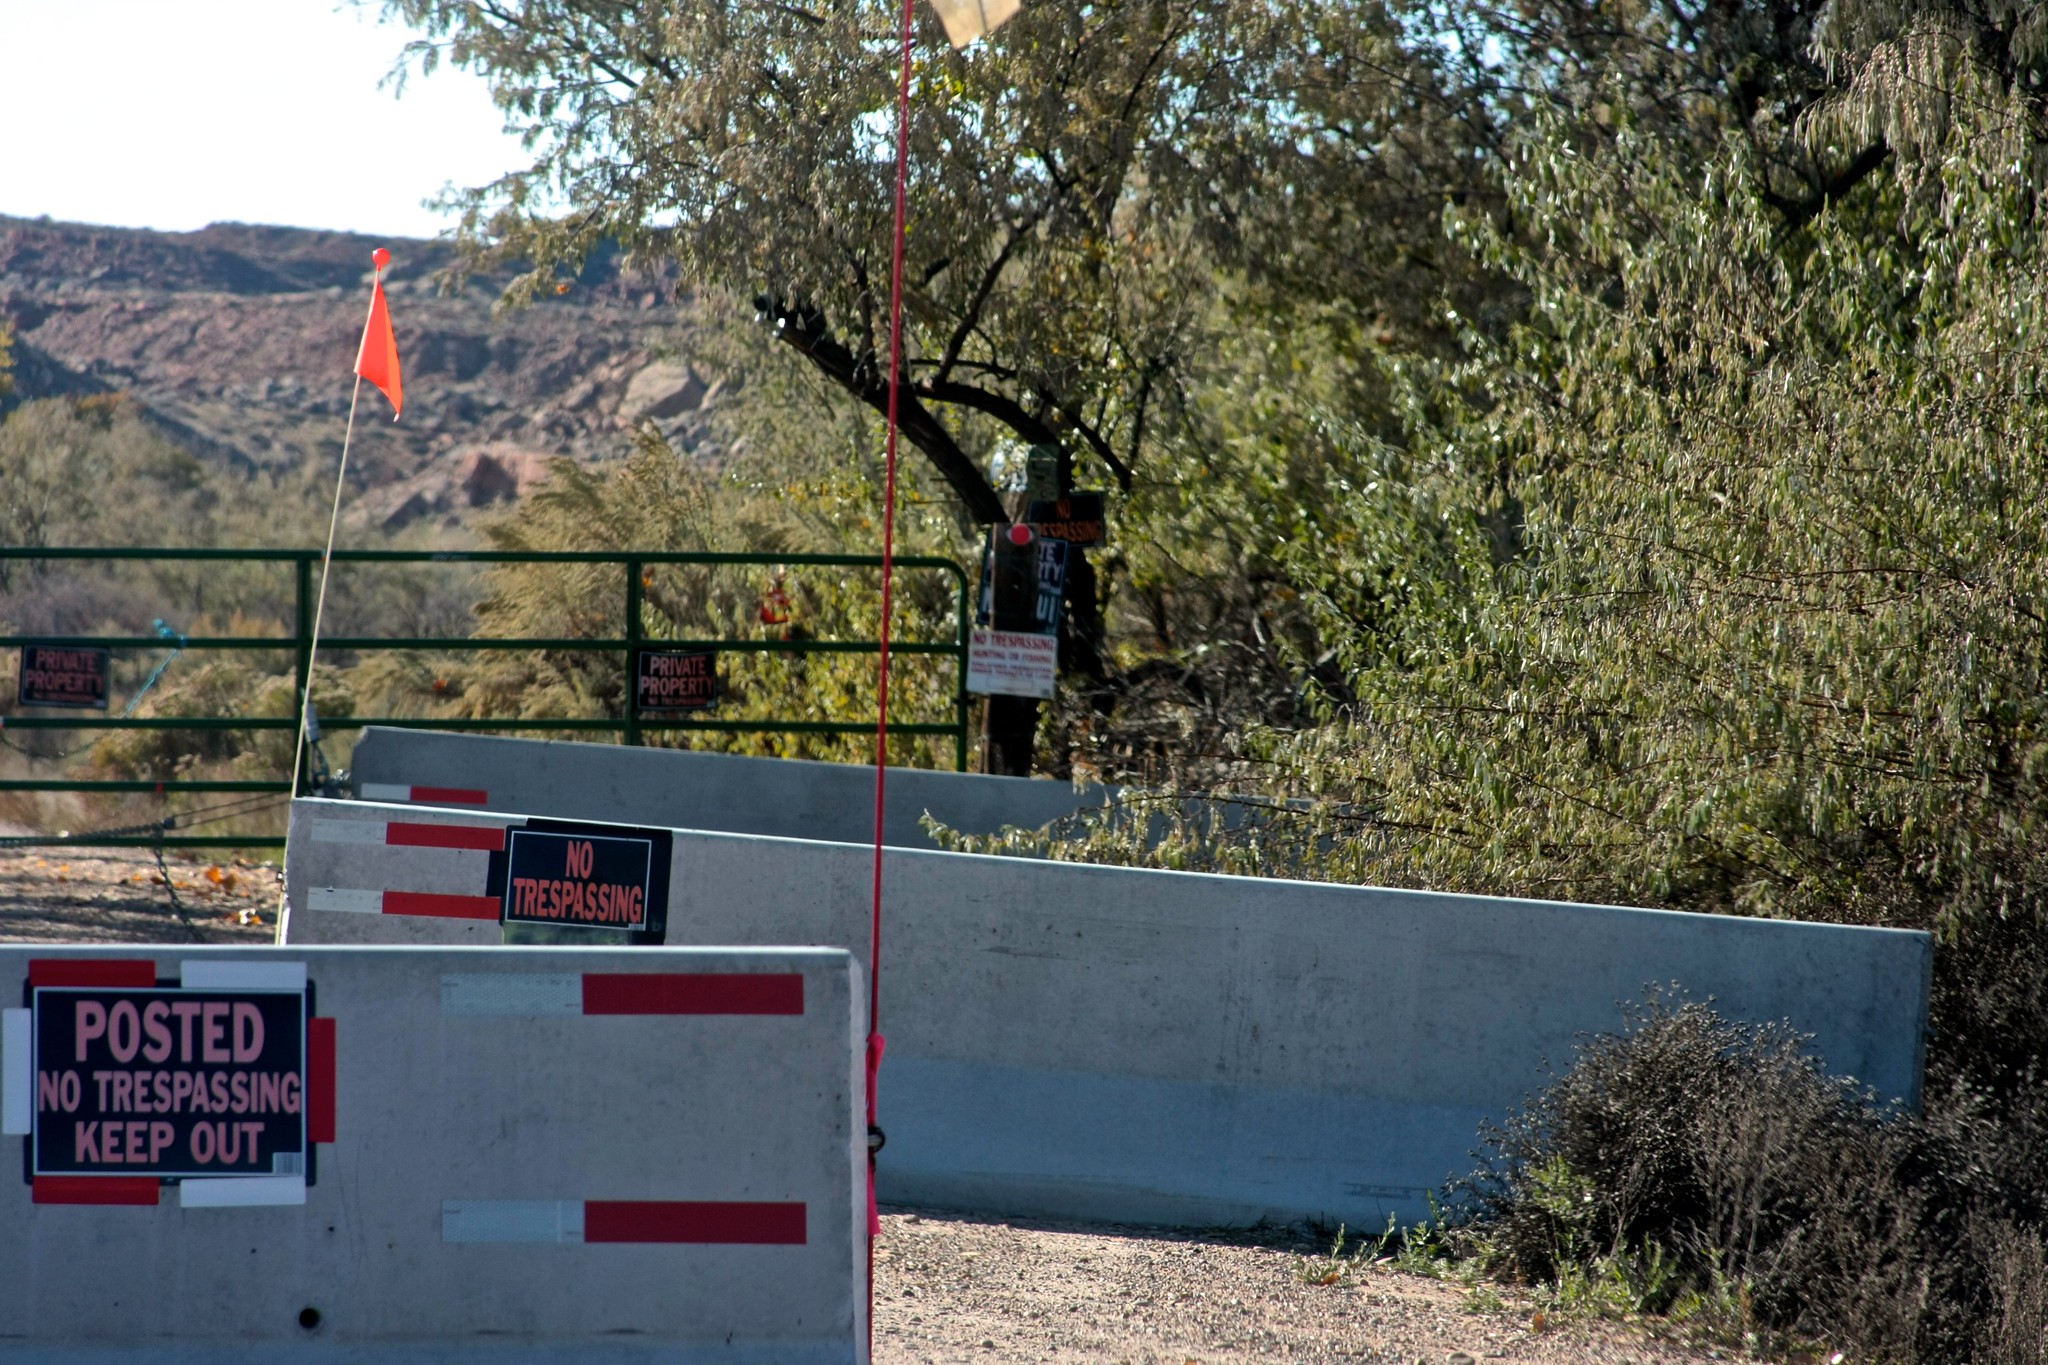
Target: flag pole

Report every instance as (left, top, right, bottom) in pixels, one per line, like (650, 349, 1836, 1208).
(274, 262, 384, 940)
(290, 374, 365, 800)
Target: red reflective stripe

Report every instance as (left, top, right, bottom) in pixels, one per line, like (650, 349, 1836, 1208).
(33, 1176, 160, 1206)
(28, 960, 156, 988)
(307, 1017, 336, 1144)
(581, 973, 803, 1016)
(386, 822, 504, 852)
(412, 786, 487, 805)
(382, 892, 500, 921)
(584, 1200, 806, 1245)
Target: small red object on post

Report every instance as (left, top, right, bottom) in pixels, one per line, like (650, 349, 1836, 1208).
(758, 572, 793, 626)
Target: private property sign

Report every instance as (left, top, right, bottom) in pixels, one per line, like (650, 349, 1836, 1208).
(16, 644, 110, 709)
(636, 649, 719, 711)
(6, 958, 331, 1207)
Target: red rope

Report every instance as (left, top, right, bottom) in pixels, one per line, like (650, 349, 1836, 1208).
(877, 0, 921, 1051)
(868, 0, 919, 1349)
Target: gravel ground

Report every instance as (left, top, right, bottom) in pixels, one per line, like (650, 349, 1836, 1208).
(872, 1210, 1757, 1365)
(0, 837, 1758, 1365)
(0, 834, 275, 944)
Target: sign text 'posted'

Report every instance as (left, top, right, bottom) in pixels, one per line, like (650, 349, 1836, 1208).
(29, 974, 314, 1185)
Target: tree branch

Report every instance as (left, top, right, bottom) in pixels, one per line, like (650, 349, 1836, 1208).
(759, 299, 1008, 523)
(935, 207, 1047, 383)
(912, 364, 1137, 490)
(1032, 387, 1135, 489)
(918, 377, 1062, 447)
(1765, 141, 1890, 230)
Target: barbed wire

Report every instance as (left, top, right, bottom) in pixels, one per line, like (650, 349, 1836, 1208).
(0, 790, 286, 849)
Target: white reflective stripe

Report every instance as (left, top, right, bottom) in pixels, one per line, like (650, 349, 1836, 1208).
(311, 822, 388, 845)
(180, 1175, 307, 1208)
(358, 784, 412, 802)
(1, 1009, 31, 1136)
(443, 1199, 585, 1243)
(307, 888, 383, 914)
(180, 961, 307, 990)
(441, 975, 582, 1017)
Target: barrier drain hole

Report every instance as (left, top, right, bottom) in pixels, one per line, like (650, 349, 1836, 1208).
(298, 1307, 322, 1332)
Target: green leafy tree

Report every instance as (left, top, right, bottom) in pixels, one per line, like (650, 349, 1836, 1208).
(1286, 109, 2048, 933)
(0, 394, 329, 604)
(377, 0, 1490, 770)
(1805, 0, 2048, 180)
(933, 111, 2048, 1362)
(1006, 102, 2048, 928)
(1436, 0, 1860, 217)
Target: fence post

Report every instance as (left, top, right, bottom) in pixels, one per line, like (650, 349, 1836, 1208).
(954, 565, 971, 772)
(293, 553, 315, 794)
(624, 558, 643, 748)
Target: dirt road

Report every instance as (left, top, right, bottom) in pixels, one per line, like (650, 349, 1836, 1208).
(873, 1210, 1751, 1364)
(0, 838, 275, 943)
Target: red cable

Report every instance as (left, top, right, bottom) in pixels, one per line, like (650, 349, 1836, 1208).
(877, 0, 918, 1054)
(869, 0, 919, 1352)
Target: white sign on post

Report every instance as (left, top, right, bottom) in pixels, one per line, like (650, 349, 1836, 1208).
(966, 627, 1058, 699)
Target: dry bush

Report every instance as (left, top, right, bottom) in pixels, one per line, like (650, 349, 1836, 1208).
(1462, 989, 2048, 1363)
(1983, 1222, 2048, 1365)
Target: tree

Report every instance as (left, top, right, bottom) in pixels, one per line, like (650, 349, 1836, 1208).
(1435, 0, 1858, 218)
(988, 95, 2048, 934)
(1804, 0, 2048, 177)
(378, 0, 1488, 771)
(1310, 108, 2048, 934)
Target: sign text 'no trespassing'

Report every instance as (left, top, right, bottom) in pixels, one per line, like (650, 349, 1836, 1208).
(504, 829, 657, 931)
(32, 980, 309, 1181)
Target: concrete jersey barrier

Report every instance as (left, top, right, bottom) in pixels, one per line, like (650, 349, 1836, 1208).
(0, 944, 865, 1363)
(348, 726, 1109, 850)
(283, 797, 1933, 1232)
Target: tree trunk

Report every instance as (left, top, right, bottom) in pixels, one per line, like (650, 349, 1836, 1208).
(983, 694, 1041, 775)
(1060, 544, 1107, 686)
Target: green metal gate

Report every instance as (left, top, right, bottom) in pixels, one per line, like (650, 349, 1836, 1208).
(0, 547, 971, 848)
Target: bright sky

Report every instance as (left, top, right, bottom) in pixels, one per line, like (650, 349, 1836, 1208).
(0, 0, 528, 239)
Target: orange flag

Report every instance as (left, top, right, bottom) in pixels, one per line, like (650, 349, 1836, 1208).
(355, 248, 403, 420)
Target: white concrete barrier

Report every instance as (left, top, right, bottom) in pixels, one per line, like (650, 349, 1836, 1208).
(0, 944, 865, 1362)
(349, 727, 1109, 850)
(283, 798, 1932, 1232)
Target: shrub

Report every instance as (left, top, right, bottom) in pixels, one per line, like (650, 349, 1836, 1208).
(1463, 992, 2048, 1362)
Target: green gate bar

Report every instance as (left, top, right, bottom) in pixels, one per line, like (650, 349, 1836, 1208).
(0, 547, 973, 848)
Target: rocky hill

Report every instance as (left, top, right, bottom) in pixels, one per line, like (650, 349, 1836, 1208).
(0, 215, 724, 531)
